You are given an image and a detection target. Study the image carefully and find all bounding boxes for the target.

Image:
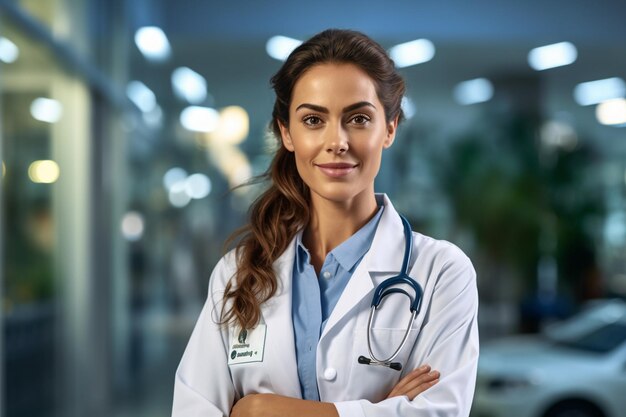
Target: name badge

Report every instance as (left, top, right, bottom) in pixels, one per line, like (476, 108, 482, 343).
(227, 324, 266, 365)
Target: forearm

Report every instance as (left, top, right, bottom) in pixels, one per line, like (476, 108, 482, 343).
(231, 394, 338, 417)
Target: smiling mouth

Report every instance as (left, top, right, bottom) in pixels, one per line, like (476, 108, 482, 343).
(315, 162, 358, 178)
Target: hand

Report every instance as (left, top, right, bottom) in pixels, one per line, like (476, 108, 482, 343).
(386, 364, 440, 400)
(231, 393, 338, 417)
(231, 394, 259, 417)
(230, 366, 439, 417)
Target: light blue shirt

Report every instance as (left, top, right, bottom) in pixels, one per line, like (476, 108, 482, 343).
(291, 205, 384, 400)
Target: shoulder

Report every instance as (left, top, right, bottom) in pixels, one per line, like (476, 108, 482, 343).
(207, 249, 239, 293)
(203, 249, 240, 324)
(410, 232, 476, 294)
(408, 233, 478, 321)
(413, 232, 473, 269)
(207, 238, 297, 291)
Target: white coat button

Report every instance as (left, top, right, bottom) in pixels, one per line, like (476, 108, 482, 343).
(322, 271, 331, 279)
(323, 367, 337, 381)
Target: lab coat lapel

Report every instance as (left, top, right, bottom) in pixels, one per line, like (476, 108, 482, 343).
(320, 260, 374, 339)
(320, 195, 406, 339)
(259, 238, 302, 398)
(366, 195, 406, 273)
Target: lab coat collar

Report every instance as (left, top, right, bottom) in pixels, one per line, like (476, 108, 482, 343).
(365, 194, 406, 273)
(260, 237, 303, 398)
(321, 193, 408, 339)
(262, 193, 408, 358)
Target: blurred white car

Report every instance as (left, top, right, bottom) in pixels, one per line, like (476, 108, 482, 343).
(472, 299, 626, 417)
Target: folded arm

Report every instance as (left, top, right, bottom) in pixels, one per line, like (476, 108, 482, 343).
(230, 365, 440, 417)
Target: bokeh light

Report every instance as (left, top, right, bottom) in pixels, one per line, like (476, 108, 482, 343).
(28, 160, 60, 183)
(0, 36, 19, 63)
(134, 26, 171, 61)
(30, 98, 63, 123)
(180, 106, 219, 132)
(184, 173, 211, 199)
(266, 35, 302, 61)
(389, 39, 435, 68)
(528, 41, 577, 70)
(121, 211, 145, 241)
(596, 99, 626, 126)
(208, 106, 249, 145)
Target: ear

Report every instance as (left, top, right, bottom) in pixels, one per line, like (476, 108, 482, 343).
(278, 121, 295, 152)
(383, 116, 399, 149)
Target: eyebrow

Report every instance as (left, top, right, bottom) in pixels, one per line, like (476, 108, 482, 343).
(295, 101, 376, 113)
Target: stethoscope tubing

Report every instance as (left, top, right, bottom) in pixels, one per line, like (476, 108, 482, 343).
(359, 214, 423, 371)
(365, 307, 418, 365)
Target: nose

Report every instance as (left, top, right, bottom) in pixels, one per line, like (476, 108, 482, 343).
(325, 124, 349, 154)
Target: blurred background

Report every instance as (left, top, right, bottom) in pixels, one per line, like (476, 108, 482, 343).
(1, 1, 625, 417)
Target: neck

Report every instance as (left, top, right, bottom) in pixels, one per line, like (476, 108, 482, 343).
(303, 191, 378, 273)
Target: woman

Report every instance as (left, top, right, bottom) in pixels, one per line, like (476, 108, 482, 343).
(172, 29, 478, 417)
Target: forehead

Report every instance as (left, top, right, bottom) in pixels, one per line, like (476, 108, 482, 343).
(291, 63, 381, 109)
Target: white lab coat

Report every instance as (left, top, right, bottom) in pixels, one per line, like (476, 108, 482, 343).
(172, 194, 479, 417)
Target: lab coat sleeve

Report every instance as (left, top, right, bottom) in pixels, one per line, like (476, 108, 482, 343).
(172, 256, 237, 417)
(334, 246, 479, 417)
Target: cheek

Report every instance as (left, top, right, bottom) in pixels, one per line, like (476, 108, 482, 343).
(366, 157, 383, 177)
(291, 134, 320, 163)
(292, 151, 313, 182)
(360, 148, 386, 179)
(357, 138, 386, 164)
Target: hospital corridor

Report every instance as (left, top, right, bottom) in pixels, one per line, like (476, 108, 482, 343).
(1, 1, 626, 417)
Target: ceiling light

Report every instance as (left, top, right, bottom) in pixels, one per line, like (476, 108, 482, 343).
(184, 173, 212, 199)
(266, 36, 302, 61)
(30, 98, 63, 123)
(453, 78, 494, 105)
(121, 211, 145, 241)
(134, 26, 171, 62)
(28, 160, 60, 183)
(143, 104, 163, 129)
(208, 106, 249, 144)
(168, 181, 191, 208)
(172, 67, 208, 104)
(163, 167, 188, 191)
(126, 81, 157, 113)
(528, 42, 577, 71)
(180, 106, 219, 132)
(389, 39, 435, 68)
(0, 36, 19, 63)
(596, 99, 626, 126)
(574, 77, 626, 106)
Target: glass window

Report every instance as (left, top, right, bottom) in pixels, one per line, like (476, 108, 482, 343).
(556, 322, 626, 353)
(1, 17, 64, 417)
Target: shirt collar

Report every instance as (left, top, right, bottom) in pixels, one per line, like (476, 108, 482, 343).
(295, 203, 384, 273)
(295, 237, 311, 274)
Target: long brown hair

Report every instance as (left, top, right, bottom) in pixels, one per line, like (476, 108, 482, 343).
(221, 29, 406, 329)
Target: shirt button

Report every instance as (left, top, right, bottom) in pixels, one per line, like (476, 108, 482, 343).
(322, 271, 331, 279)
(323, 367, 337, 381)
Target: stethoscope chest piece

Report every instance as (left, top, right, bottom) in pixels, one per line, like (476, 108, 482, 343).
(358, 215, 423, 372)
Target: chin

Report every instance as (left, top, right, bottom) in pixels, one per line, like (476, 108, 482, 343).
(309, 184, 371, 205)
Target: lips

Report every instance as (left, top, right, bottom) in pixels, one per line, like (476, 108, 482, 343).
(315, 162, 358, 178)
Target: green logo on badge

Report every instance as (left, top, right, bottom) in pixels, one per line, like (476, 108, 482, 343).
(231, 350, 237, 360)
(238, 329, 248, 343)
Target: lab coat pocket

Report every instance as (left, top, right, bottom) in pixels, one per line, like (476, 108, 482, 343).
(348, 327, 417, 402)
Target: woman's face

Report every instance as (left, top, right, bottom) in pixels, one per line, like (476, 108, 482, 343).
(279, 63, 397, 206)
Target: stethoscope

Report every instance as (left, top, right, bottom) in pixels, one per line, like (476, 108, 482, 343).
(357, 215, 423, 371)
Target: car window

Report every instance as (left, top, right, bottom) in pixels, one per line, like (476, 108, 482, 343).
(555, 322, 626, 353)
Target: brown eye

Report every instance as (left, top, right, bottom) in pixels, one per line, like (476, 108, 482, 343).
(303, 115, 322, 126)
(350, 114, 370, 125)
